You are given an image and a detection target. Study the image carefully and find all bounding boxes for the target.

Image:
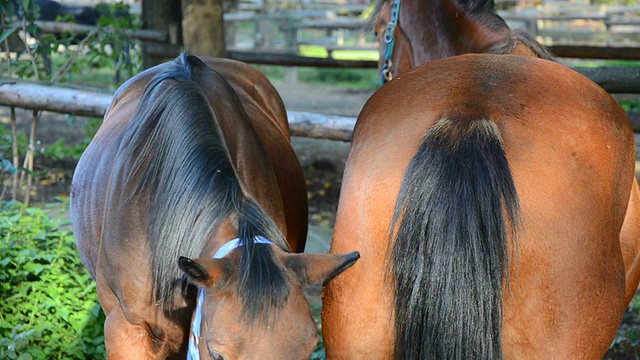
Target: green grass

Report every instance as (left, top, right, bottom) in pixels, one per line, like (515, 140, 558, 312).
(299, 45, 379, 61)
(0, 53, 128, 91)
(256, 64, 379, 89)
(255, 45, 380, 89)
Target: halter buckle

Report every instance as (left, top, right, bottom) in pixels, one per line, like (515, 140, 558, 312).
(381, 60, 393, 83)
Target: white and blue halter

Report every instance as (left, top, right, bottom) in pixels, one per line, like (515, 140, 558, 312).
(187, 236, 273, 359)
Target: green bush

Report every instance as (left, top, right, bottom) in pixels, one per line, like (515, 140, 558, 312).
(0, 202, 105, 359)
(620, 100, 640, 113)
(0, 0, 143, 89)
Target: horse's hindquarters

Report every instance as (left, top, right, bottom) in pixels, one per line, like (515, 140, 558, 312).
(325, 54, 636, 359)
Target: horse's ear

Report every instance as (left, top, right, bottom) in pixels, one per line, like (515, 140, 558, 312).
(178, 256, 230, 288)
(284, 252, 360, 286)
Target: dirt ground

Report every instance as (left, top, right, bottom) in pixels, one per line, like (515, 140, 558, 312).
(1, 79, 639, 358)
(273, 80, 374, 228)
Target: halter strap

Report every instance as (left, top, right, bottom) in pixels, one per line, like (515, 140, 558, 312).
(381, 0, 402, 85)
(187, 236, 273, 359)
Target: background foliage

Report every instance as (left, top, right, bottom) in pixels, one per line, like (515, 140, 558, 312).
(0, 202, 105, 360)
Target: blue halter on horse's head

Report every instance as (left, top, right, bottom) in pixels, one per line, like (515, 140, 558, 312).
(381, 0, 402, 85)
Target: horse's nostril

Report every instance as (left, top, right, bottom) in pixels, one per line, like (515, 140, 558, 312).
(211, 351, 224, 360)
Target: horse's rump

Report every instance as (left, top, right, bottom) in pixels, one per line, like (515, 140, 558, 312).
(324, 53, 635, 359)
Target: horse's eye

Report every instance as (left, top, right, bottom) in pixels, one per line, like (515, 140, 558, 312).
(210, 351, 224, 360)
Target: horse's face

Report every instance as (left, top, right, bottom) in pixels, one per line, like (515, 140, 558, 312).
(374, 0, 415, 81)
(179, 250, 359, 359)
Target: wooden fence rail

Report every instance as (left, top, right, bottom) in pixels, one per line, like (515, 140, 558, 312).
(1, 78, 639, 141)
(0, 78, 356, 141)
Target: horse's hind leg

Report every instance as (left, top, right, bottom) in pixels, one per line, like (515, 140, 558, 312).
(620, 177, 640, 305)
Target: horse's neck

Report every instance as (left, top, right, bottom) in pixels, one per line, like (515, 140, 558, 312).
(191, 66, 286, 227)
(402, 0, 510, 63)
(216, 104, 284, 220)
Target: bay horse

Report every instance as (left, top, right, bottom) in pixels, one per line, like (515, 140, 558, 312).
(321, 0, 640, 358)
(70, 53, 359, 359)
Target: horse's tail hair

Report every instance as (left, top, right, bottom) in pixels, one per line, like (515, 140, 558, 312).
(390, 117, 520, 360)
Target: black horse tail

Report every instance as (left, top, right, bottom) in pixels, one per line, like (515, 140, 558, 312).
(390, 117, 520, 360)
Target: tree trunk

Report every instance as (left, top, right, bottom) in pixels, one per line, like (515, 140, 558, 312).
(142, 0, 182, 69)
(181, 0, 226, 58)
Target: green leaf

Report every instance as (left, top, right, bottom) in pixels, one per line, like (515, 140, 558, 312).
(0, 26, 17, 45)
(58, 308, 70, 323)
(90, 304, 102, 319)
(24, 208, 42, 217)
(23, 263, 46, 276)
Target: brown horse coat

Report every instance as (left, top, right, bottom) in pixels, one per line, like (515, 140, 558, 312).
(323, 53, 640, 358)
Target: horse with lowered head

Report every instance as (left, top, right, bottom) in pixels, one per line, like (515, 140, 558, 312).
(321, 0, 640, 358)
(71, 53, 359, 359)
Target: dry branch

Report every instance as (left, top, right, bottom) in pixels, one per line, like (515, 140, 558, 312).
(287, 112, 354, 141)
(548, 45, 640, 61)
(573, 67, 640, 94)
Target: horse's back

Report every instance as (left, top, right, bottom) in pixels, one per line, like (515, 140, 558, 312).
(73, 57, 307, 271)
(324, 53, 635, 358)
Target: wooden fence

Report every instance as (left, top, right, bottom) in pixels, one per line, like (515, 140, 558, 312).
(2, 8, 640, 142)
(1, 78, 639, 141)
(0, 78, 356, 141)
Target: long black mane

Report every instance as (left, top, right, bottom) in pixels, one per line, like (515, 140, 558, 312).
(117, 53, 290, 320)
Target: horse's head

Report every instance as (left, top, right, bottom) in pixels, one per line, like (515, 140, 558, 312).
(179, 248, 359, 359)
(371, 0, 513, 83)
